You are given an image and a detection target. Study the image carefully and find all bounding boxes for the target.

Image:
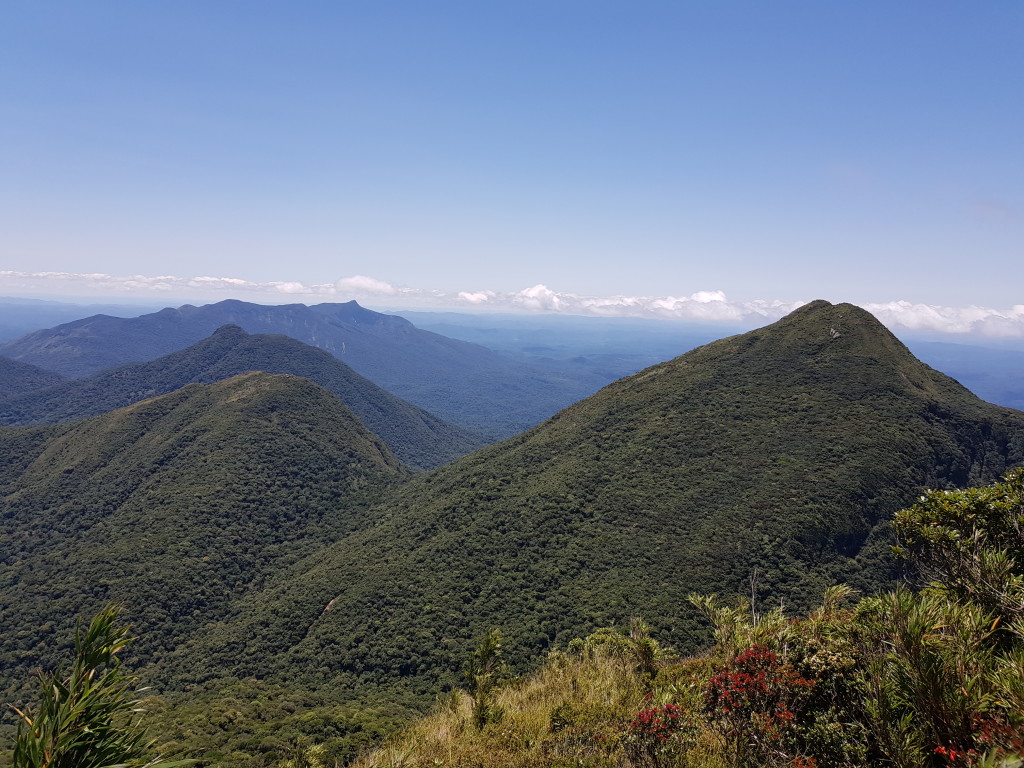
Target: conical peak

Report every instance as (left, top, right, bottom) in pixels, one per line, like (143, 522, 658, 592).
(210, 324, 249, 339)
(752, 300, 903, 353)
(777, 299, 880, 327)
(647, 298, 991, 413)
(792, 298, 834, 313)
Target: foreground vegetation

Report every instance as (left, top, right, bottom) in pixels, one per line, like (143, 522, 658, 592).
(354, 469, 1024, 768)
(9, 607, 191, 768)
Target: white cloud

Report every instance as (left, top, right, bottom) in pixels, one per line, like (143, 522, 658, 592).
(691, 290, 728, 304)
(458, 290, 495, 304)
(272, 281, 308, 294)
(2, 269, 1024, 339)
(334, 275, 396, 294)
(863, 300, 1024, 337)
(513, 284, 565, 311)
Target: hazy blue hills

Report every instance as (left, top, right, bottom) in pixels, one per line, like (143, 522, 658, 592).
(0, 372, 407, 703)
(0, 299, 617, 437)
(171, 301, 1024, 697)
(0, 296, 160, 343)
(909, 339, 1024, 411)
(0, 324, 482, 469)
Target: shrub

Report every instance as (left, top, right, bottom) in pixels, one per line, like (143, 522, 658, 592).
(705, 644, 814, 767)
(623, 702, 697, 768)
(9, 605, 191, 768)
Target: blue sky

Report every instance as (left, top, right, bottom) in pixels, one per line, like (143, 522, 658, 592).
(1, 2, 1022, 329)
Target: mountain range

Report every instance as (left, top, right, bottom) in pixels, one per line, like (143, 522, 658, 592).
(0, 299, 617, 438)
(0, 324, 481, 469)
(2, 299, 1023, 766)
(165, 300, 1024, 696)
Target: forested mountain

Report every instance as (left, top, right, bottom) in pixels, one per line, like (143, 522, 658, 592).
(0, 299, 615, 437)
(0, 324, 482, 469)
(0, 357, 65, 398)
(3, 301, 1024, 766)
(173, 301, 1024, 698)
(0, 373, 407, 704)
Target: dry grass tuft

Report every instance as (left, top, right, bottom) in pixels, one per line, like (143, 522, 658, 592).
(352, 649, 656, 768)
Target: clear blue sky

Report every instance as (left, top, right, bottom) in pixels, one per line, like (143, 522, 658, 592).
(1, 1, 1021, 312)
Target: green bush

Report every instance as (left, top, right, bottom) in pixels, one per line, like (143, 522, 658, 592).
(10, 605, 190, 768)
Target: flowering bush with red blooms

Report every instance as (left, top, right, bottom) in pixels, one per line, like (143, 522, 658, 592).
(705, 644, 815, 763)
(976, 714, 1024, 760)
(934, 745, 978, 766)
(624, 703, 697, 768)
(931, 714, 1024, 767)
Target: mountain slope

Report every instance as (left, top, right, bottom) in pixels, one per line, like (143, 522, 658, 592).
(0, 325, 482, 469)
(0, 300, 615, 437)
(179, 301, 1024, 694)
(0, 373, 407, 699)
(0, 356, 65, 398)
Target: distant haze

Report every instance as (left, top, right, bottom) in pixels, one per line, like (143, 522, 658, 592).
(2, 269, 1024, 340)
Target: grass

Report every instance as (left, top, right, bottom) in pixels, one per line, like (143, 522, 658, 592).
(352, 628, 729, 768)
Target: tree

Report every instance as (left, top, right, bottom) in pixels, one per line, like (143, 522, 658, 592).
(9, 605, 191, 768)
(462, 629, 506, 730)
(861, 469, 1024, 765)
(892, 467, 1024, 633)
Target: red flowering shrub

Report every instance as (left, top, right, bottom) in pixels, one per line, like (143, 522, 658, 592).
(705, 644, 814, 765)
(624, 703, 696, 768)
(930, 713, 1024, 766)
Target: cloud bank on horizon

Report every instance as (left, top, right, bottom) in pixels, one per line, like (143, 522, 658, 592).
(3, 270, 1024, 339)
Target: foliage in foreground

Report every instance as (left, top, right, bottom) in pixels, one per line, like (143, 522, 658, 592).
(353, 469, 1024, 768)
(9, 605, 189, 768)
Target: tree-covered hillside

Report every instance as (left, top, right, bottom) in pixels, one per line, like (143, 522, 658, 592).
(354, 468, 1024, 768)
(174, 301, 1024, 700)
(0, 324, 483, 469)
(0, 373, 407, 705)
(4, 301, 1024, 767)
(0, 357, 65, 398)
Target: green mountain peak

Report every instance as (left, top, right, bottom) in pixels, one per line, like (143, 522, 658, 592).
(0, 372, 408, 699)
(180, 304, 1024, 694)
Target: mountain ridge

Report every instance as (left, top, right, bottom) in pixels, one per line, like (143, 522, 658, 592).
(0, 299, 624, 437)
(0, 372, 409, 701)
(171, 301, 1024, 695)
(0, 324, 483, 469)
(0, 356, 66, 398)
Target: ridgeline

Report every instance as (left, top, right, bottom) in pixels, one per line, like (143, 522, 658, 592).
(0, 324, 483, 469)
(172, 301, 1024, 694)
